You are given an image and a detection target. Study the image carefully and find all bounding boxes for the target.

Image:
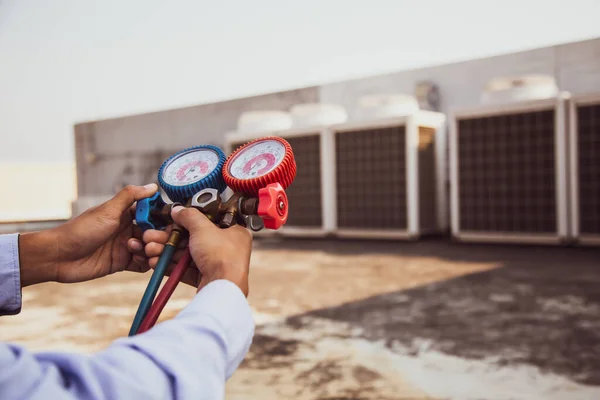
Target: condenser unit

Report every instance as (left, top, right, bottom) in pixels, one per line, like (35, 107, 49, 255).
(224, 105, 347, 237)
(569, 94, 600, 246)
(450, 75, 570, 244)
(331, 94, 447, 239)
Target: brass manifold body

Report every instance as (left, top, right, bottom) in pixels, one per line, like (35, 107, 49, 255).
(147, 188, 265, 232)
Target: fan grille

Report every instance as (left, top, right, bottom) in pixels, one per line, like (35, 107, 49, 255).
(457, 109, 557, 233)
(576, 104, 600, 235)
(335, 126, 408, 230)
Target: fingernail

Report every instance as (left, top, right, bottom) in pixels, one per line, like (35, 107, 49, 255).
(144, 183, 158, 190)
(129, 239, 143, 251)
(172, 205, 184, 215)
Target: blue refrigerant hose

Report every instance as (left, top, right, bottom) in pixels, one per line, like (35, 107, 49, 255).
(129, 242, 178, 336)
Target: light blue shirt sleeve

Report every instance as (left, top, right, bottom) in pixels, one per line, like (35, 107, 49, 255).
(0, 233, 21, 315)
(0, 232, 255, 400)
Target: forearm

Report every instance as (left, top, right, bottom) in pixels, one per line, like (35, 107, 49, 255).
(18, 231, 59, 287)
(0, 280, 255, 399)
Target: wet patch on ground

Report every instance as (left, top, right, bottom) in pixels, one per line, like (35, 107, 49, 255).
(279, 240, 600, 386)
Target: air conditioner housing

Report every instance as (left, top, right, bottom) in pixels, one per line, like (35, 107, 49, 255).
(331, 94, 447, 239)
(450, 75, 570, 244)
(568, 93, 600, 246)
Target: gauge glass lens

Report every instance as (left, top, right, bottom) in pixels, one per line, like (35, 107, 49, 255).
(228, 140, 286, 179)
(162, 149, 220, 187)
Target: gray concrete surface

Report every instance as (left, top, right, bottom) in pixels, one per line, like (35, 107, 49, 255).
(2, 237, 599, 399)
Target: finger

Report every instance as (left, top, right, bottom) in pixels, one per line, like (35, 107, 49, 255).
(145, 242, 166, 258)
(107, 184, 159, 215)
(133, 255, 147, 265)
(131, 224, 143, 241)
(130, 255, 151, 273)
(171, 206, 214, 233)
(127, 238, 144, 253)
(149, 256, 159, 269)
(129, 204, 137, 220)
(143, 229, 170, 245)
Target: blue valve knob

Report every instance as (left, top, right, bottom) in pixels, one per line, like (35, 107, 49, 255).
(136, 192, 167, 231)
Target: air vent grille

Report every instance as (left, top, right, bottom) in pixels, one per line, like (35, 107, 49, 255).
(576, 104, 600, 235)
(457, 110, 557, 233)
(336, 126, 408, 229)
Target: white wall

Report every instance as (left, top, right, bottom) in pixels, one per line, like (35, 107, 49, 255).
(320, 39, 600, 115)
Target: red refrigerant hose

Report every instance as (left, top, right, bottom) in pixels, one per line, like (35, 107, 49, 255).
(137, 249, 192, 334)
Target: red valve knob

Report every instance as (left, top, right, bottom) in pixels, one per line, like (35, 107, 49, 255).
(258, 182, 288, 230)
(223, 136, 296, 197)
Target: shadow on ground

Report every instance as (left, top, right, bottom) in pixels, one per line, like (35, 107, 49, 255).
(257, 238, 600, 386)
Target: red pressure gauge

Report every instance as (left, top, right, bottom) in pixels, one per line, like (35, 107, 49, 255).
(223, 137, 296, 195)
(223, 137, 296, 229)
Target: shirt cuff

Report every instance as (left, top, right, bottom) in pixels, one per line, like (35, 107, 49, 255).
(0, 233, 22, 315)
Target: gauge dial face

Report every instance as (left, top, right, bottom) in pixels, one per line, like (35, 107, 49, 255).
(161, 148, 220, 187)
(228, 139, 286, 180)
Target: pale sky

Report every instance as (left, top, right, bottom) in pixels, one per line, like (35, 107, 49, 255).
(2, 0, 600, 164)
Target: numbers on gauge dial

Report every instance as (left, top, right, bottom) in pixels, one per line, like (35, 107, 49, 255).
(161, 149, 220, 187)
(228, 140, 286, 179)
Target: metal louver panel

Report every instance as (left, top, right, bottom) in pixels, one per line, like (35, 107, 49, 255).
(283, 135, 323, 227)
(457, 110, 557, 233)
(335, 126, 407, 230)
(576, 104, 600, 235)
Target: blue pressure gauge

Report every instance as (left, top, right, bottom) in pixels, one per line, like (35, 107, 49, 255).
(157, 145, 226, 203)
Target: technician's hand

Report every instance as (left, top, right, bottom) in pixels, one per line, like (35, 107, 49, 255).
(143, 206, 252, 296)
(19, 184, 158, 287)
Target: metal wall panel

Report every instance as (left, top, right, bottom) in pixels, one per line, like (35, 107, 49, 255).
(457, 110, 557, 233)
(320, 38, 600, 119)
(418, 127, 438, 232)
(335, 126, 407, 230)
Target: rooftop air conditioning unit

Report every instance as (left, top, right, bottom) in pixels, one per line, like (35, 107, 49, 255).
(225, 105, 347, 236)
(568, 93, 600, 246)
(450, 74, 570, 244)
(331, 94, 447, 239)
(235, 110, 293, 134)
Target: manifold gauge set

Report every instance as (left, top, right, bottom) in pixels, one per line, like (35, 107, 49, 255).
(128, 137, 296, 336)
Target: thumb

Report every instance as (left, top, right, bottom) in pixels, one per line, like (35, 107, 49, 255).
(171, 206, 214, 233)
(108, 184, 158, 214)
